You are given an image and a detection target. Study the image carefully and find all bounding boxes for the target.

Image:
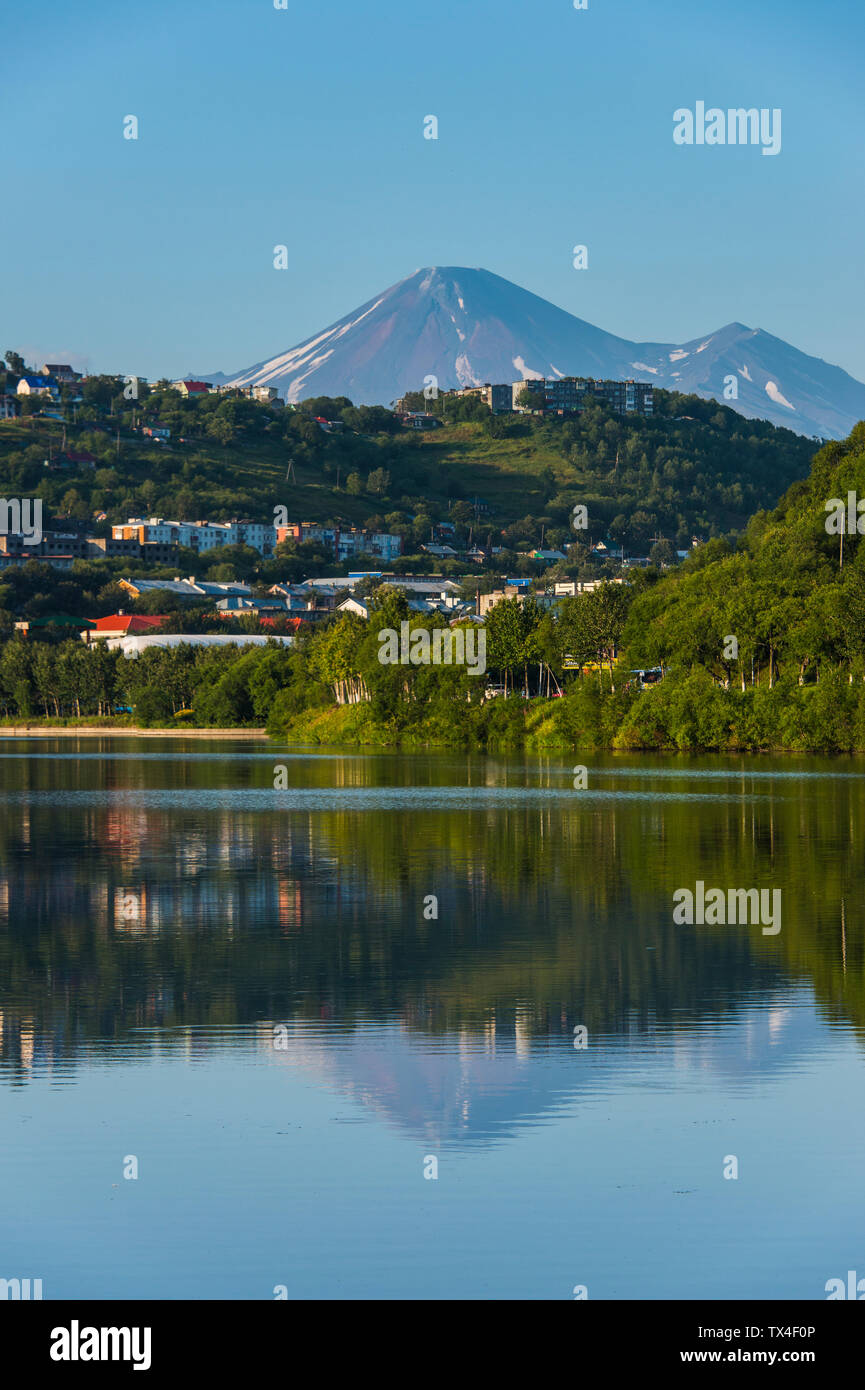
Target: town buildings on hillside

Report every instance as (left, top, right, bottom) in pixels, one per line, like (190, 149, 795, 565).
(276, 522, 402, 562)
(510, 376, 654, 416)
(395, 376, 653, 419)
(113, 518, 279, 555)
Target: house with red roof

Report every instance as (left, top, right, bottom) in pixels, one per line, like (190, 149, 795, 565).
(83, 612, 170, 643)
(173, 380, 212, 398)
(49, 449, 97, 472)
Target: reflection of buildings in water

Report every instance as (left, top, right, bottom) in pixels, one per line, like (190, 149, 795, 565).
(278, 879, 303, 932)
(104, 807, 151, 862)
(2, 866, 101, 927)
(105, 876, 283, 932)
(0, 1012, 48, 1077)
(514, 1006, 532, 1059)
(4, 798, 397, 938)
(3, 801, 351, 934)
(175, 829, 209, 873)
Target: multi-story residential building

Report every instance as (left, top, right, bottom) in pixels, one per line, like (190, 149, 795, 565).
(275, 523, 402, 562)
(511, 376, 653, 416)
(0, 526, 179, 568)
(478, 585, 530, 617)
(449, 383, 512, 413)
(236, 521, 278, 554)
(366, 532, 402, 563)
(0, 529, 82, 559)
(86, 537, 178, 562)
(112, 517, 278, 555)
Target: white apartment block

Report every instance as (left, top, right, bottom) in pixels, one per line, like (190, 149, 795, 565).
(113, 517, 277, 555)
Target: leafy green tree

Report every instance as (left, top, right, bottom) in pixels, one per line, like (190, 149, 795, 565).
(367, 468, 391, 497)
(516, 387, 544, 412)
(649, 539, 678, 567)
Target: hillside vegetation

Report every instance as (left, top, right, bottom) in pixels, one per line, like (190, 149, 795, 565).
(0, 385, 815, 565)
(2, 413, 864, 753)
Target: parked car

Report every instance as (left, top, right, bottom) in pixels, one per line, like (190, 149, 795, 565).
(626, 667, 664, 692)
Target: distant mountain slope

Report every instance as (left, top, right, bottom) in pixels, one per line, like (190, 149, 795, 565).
(221, 267, 865, 440)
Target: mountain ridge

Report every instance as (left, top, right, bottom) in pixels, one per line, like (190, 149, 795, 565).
(208, 267, 865, 440)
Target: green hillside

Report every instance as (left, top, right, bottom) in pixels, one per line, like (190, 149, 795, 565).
(622, 421, 865, 691)
(0, 385, 816, 563)
(1, 423, 864, 753)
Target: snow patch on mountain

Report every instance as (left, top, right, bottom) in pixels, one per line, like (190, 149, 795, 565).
(217, 266, 865, 439)
(455, 354, 477, 386)
(512, 356, 543, 380)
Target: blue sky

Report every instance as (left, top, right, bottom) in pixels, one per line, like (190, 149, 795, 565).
(3, 0, 863, 383)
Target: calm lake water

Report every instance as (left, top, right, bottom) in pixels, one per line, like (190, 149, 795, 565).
(1, 738, 863, 1300)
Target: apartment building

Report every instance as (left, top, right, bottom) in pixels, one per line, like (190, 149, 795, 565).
(511, 376, 653, 416)
(113, 517, 278, 555)
(449, 383, 513, 413)
(275, 522, 402, 562)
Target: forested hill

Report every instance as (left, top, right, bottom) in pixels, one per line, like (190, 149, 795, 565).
(0, 382, 817, 554)
(403, 386, 819, 550)
(624, 421, 865, 685)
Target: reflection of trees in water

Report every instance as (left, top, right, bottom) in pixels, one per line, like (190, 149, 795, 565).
(0, 751, 863, 1084)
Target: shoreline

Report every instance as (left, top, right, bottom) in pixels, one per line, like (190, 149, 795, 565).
(0, 720, 863, 756)
(0, 726, 268, 739)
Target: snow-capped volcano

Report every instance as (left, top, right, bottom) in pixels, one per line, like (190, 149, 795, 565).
(219, 267, 865, 439)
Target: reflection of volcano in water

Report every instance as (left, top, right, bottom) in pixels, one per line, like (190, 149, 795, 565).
(2, 744, 864, 1105)
(266, 992, 832, 1149)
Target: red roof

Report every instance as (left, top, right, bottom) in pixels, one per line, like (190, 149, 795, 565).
(259, 615, 303, 631)
(90, 614, 169, 633)
(183, 381, 209, 392)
